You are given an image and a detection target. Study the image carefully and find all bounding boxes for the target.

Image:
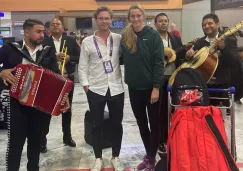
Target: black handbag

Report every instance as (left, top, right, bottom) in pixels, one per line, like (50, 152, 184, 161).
(84, 110, 112, 149)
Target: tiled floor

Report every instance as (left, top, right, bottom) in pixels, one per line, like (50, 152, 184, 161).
(0, 70, 243, 170)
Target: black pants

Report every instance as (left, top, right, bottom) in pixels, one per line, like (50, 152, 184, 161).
(41, 86, 74, 146)
(6, 98, 46, 171)
(86, 89, 124, 158)
(128, 87, 161, 163)
(159, 78, 169, 144)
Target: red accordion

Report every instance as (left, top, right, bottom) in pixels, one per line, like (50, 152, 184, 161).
(10, 64, 73, 116)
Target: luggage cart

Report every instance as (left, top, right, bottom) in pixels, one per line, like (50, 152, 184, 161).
(167, 86, 237, 160)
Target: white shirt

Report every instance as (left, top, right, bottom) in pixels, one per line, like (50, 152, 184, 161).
(53, 36, 62, 53)
(205, 33, 219, 46)
(78, 32, 124, 96)
(22, 39, 43, 64)
(161, 35, 171, 48)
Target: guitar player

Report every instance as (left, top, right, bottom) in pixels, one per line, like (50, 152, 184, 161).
(186, 13, 243, 106)
(154, 13, 193, 155)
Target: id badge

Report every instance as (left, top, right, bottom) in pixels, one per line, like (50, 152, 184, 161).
(103, 60, 113, 73)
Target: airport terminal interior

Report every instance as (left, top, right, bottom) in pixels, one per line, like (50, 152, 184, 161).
(1, 0, 243, 170)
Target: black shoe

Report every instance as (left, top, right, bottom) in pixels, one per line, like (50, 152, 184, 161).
(63, 138, 76, 147)
(40, 146, 47, 153)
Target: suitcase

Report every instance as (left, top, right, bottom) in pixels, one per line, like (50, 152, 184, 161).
(84, 110, 112, 149)
(0, 83, 10, 129)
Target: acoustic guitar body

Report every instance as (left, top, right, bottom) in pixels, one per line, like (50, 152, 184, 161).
(192, 47, 218, 82)
(164, 47, 176, 67)
(168, 47, 218, 85)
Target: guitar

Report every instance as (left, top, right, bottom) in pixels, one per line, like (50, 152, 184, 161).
(168, 21, 243, 86)
(164, 47, 176, 67)
(164, 38, 200, 67)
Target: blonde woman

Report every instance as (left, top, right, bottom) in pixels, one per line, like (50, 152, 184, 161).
(120, 4, 164, 171)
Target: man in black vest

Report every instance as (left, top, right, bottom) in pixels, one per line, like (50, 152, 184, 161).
(186, 13, 243, 105)
(40, 18, 80, 153)
(0, 19, 70, 171)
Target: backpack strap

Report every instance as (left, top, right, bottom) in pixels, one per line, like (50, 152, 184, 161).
(205, 114, 239, 171)
(36, 45, 51, 65)
(8, 42, 51, 66)
(8, 42, 37, 64)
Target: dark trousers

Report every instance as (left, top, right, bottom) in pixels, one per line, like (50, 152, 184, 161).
(128, 87, 161, 162)
(160, 78, 169, 144)
(41, 86, 74, 146)
(86, 89, 124, 158)
(6, 98, 46, 171)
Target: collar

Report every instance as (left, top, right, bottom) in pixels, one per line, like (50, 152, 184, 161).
(52, 35, 62, 42)
(93, 30, 112, 38)
(205, 32, 219, 43)
(22, 39, 43, 51)
(160, 32, 169, 41)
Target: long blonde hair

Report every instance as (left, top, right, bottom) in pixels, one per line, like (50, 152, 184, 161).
(123, 4, 146, 53)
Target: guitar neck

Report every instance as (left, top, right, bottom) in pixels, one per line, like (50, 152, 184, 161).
(210, 21, 243, 50)
(209, 33, 235, 50)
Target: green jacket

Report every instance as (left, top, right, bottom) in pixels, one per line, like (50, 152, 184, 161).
(120, 25, 164, 90)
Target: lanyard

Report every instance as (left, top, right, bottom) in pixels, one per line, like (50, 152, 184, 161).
(93, 35, 113, 59)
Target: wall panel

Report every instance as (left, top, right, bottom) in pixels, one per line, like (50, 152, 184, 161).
(181, 0, 211, 43)
(0, 0, 182, 11)
(216, 8, 243, 46)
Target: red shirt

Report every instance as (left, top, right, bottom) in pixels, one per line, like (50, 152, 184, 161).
(170, 30, 181, 38)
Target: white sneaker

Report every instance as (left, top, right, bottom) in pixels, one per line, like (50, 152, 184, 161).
(111, 157, 124, 171)
(91, 158, 103, 171)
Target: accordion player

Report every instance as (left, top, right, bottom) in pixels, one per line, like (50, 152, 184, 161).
(9, 63, 73, 116)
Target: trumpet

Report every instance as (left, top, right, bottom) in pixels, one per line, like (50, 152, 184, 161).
(58, 40, 68, 76)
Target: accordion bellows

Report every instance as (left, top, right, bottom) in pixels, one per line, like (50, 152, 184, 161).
(10, 64, 73, 116)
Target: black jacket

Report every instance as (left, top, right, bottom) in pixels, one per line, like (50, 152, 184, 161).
(42, 35, 80, 80)
(167, 33, 187, 68)
(225, 36, 238, 51)
(0, 40, 59, 74)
